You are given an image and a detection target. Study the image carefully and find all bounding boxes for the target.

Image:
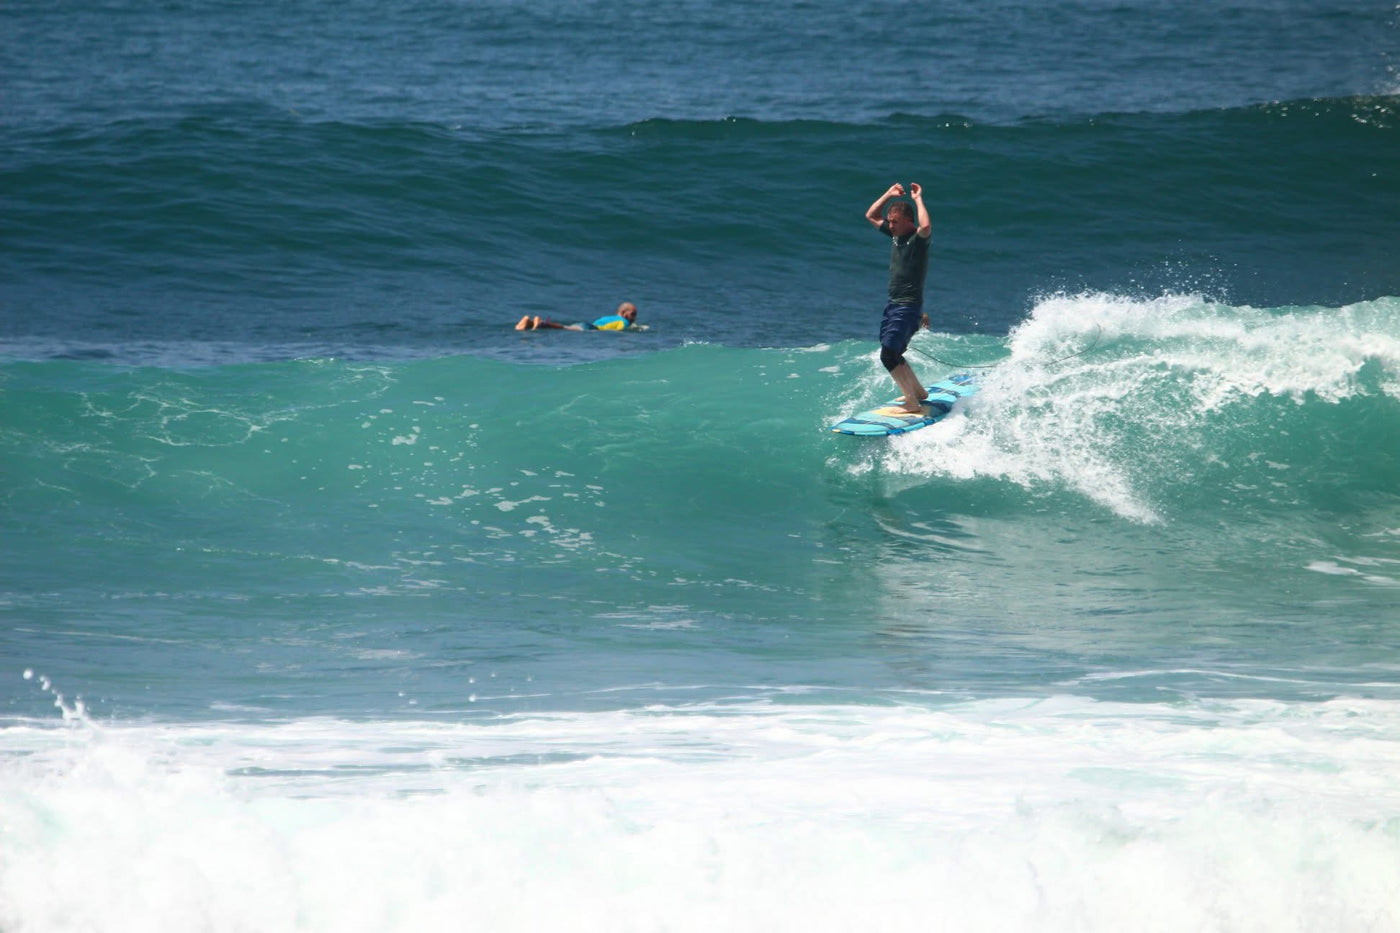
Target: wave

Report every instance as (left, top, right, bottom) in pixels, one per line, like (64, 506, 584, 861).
(3, 696, 1399, 931)
(3, 97, 1396, 365)
(881, 292, 1400, 523)
(4, 294, 1397, 532)
(4, 294, 1398, 724)
(615, 93, 1399, 131)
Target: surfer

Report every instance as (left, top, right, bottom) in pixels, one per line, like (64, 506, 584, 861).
(516, 302, 640, 331)
(865, 182, 932, 413)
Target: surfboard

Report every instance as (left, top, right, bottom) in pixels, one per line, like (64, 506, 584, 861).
(829, 372, 978, 436)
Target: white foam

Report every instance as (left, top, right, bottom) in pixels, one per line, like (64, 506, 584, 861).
(3, 697, 1399, 932)
(1307, 558, 1399, 586)
(867, 293, 1400, 523)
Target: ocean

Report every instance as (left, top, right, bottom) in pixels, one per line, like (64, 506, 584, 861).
(2, 0, 1399, 929)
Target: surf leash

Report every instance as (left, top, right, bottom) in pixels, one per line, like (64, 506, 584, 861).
(907, 344, 998, 370)
(910, 324, 1102, 370)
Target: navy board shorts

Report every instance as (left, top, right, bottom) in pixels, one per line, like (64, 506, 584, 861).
(879, 301, 924, 353)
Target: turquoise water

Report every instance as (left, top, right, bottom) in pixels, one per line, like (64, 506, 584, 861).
(3, 0, 1399, 929)
(6, 297, 1400, 718)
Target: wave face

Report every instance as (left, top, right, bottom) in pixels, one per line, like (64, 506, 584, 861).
(4, 294, 1397, 719)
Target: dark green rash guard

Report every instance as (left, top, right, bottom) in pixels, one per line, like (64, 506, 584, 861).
(879, 220, 931, 307)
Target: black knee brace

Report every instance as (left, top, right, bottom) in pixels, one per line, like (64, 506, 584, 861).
(880, 346, 905, 372)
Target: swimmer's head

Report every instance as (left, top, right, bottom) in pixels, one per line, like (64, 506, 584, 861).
(617, 302, 637, 323)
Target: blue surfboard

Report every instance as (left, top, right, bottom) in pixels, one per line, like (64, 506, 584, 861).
(829, 372, 978, 437)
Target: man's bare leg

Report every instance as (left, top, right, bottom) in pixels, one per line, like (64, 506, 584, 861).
(890, 363, 927, 413)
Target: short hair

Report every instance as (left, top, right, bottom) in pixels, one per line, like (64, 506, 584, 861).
(886, 201, 915, 224)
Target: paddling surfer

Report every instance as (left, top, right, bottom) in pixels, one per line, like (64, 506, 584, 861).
(516, 302, 640, 331)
